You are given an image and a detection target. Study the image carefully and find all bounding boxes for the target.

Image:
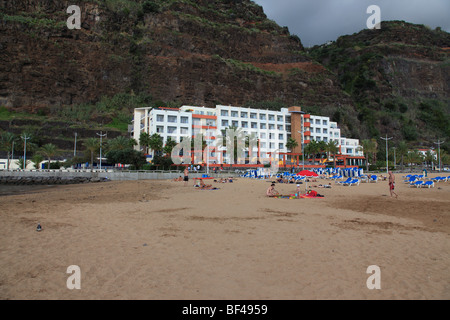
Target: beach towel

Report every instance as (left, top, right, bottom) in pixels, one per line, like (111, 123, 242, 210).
(300, 190, 324, 198)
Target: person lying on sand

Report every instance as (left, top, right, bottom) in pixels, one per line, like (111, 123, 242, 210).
(198, 179, 212, 189)
(266, 183, 280, 197)
(173, 176, 183, 182)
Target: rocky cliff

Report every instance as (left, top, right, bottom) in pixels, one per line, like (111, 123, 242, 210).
(309, 21, 450, 146)
(0, 2, 449, 152)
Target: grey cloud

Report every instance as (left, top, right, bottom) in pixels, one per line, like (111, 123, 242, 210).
(253, 0, 450, 47)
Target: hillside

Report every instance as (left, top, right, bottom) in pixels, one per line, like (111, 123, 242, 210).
(308, 21, 450, 150)
(0, 2, 449, 156)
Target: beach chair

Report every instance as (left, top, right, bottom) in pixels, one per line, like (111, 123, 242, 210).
(421, 181, 434, 188)
(410, 181, 423, 188)
(404, 176, 416, 184)
(369, 175, 378, 183)
(338, 177, 352, 185)
(349, 179, 360, 186)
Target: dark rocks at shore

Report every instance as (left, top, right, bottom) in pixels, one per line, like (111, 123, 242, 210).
(0, 176, 108, 185)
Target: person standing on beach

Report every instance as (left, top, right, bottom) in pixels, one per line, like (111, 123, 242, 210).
(388, 171, 398, 198)
(184, 167, 189, 186)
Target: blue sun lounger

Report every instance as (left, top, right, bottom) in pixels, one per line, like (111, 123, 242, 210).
(410, 181, 423, 188)
(421, 181, 434, 188)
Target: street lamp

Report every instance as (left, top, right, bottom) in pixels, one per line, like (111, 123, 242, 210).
(298, 129, 305, 171)
(96, 131, 107, 170)
(21, 133, 30, 170)
(380, 135, 393, 175)
(392, 147, 396, 170)
(434, 139, 445, 171)
(74, 132, 77, 157)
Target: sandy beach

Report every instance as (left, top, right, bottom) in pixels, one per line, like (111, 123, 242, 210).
(0, 172, 449, 300)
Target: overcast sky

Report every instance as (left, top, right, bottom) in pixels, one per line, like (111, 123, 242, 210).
(253, 0, 450, 47)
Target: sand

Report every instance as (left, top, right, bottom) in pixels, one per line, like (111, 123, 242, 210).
(0, 172, 449, 300)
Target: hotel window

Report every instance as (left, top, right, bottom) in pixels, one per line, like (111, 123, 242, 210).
(250, 113, 257, 119)
(260, 114, 266, 120)
(323, 129, 328, 134)
(167, 127, 177, 134)
(316, 128, 321, 133)
(260, 133, 266, 139)
(156, 115, 164, 122)
(277, 125, 284, 130)
(231, 111, 238, 117)
(323, 137, 328, 142)
(268, 114, 275, 121)
(242, 121, 248, 128)
(180, 116, 189, 124)
(261, 142, 266, 148)
(180, 127, 189, 134)
(269, 124, 275, 130)
(347, 149, 353, 154)
(206, 120, 216, 127)
(207, 112, 214, 116)
(193, 118, 201, 126)
(286, 125, 291, 132)
(251, 122, 257, 129)
(222, 120, 229, 127)
(323, 120, 328, 125)
(279, 134, 284, 140)
(221, 110, 229, 116)
(315, 119, 321, 125)
(232, 120, 238, 127)
(168, 116, 177, 123)
(241, 112, 248, 118)
(269, 143, 275, 149)
(277, 115, 283, 122)
(279, 143, 284, 149)
(156, 126, 164, 133)
(260, 123, 267, 129)
(269, 133, 274, 140)
(285, 116, 291, 123)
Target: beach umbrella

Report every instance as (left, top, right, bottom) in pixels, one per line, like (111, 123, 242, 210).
(296, 170, 318, 177)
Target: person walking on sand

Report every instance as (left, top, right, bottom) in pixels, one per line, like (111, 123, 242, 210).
(388, 171, 398, 198)
(184, 167, 189, 186)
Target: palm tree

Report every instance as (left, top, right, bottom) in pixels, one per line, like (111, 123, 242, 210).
(216, 126, 247, 164)
(405, 150, 424, 172)
(326, 140, 339, 168)
(317, 140, 328, 160)
(139, 132, 151, 154)
(424, 150, 434, 169)
(370, 138, 378, 164)
(0, 132, 17, 170)
(163, 137, 178, 156)
(31, 154, 44, 169)
(107, 136, 136, 152)
(39, 143, 58, 170)
(286, 138, 298, 152)
(83, 138, 99, 170)
(396, 141, 408, 171)
(15, 158, 31, 170)
(148, 133, 163, 156)
(359, 139, 373, 171)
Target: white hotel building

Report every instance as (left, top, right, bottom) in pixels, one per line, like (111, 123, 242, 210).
(132, 105, 364, 167)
